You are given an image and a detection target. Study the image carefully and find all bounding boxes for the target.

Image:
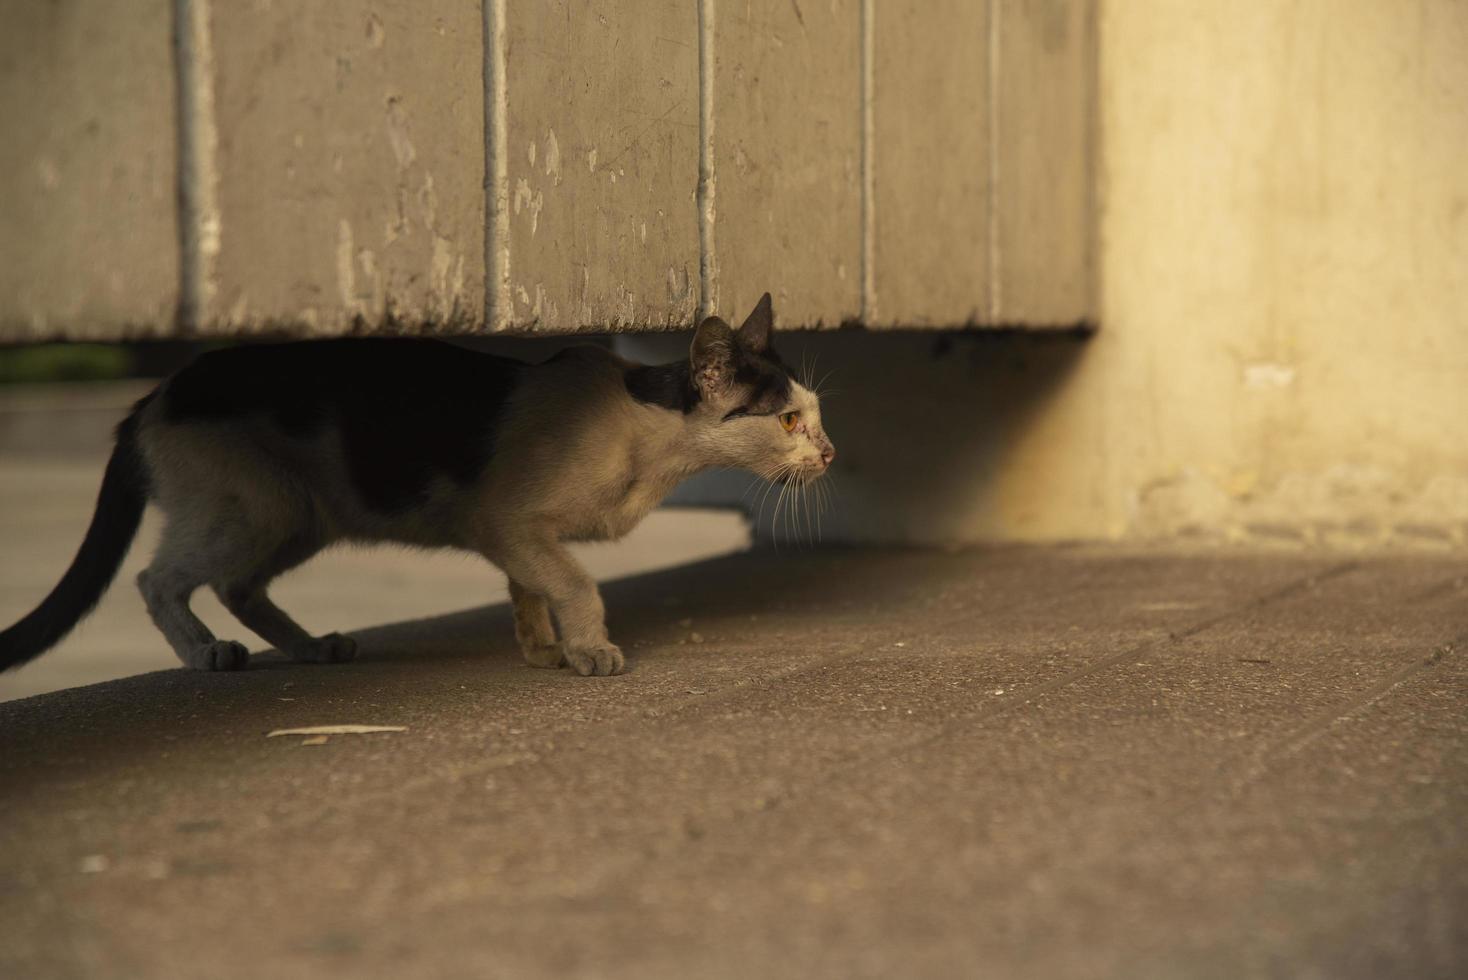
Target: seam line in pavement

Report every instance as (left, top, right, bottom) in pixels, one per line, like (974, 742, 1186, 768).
(1402, 574, 1468, 605)
(1231, 627, 1467, 792)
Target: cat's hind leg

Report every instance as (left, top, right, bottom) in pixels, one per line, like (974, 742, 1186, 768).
(138, 521, 249, 671)
(141, 504, 345, 670)
(140, 422, 348, 669)
(212, 534, 355, 664)
(215, 582, 356, 664)
(509, 579, 562, 669)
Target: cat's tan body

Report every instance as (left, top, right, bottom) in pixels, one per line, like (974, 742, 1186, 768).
(0, 294, 833, 678)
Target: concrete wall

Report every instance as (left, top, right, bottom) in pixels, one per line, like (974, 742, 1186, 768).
(1068, 0, 1468, 548)
(200, 2, 487, 333)
(0, 0, 1094, 340)
(0, 0, 179, 339)
(708, 0, 1462, 549)
(500, 1, 701, 332)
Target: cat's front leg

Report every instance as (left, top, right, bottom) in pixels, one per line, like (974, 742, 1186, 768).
(491, 533, 625, 677)
(508, 578, 563, 669)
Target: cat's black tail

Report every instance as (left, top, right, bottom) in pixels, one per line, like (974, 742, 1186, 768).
(0, 397, 153, 672)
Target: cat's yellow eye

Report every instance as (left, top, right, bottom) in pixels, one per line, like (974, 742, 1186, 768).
(779, 411, 799, 432)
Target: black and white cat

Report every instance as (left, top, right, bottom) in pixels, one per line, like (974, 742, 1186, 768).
(0, 294, 833, 678)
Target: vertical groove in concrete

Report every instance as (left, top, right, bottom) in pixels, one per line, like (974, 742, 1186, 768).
(173, 0, 220, 330)
(483, 0, 510, 331)
(1082, 0, 1099, 323)
(859, 0, 876, 324)
(696, 0, 717, 321)
(986, 0, 1002, 322)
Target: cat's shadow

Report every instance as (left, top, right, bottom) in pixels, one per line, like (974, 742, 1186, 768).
(0, 545, 959, 795)
(250, 601, 523, 671)
(253, 542, 980, 671)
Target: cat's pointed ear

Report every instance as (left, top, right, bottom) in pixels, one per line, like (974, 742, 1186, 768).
(737, 292, 774, 353)
(690, 316, 737, 396)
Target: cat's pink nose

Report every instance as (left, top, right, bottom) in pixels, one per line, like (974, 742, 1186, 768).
(821, 445, 836, 466)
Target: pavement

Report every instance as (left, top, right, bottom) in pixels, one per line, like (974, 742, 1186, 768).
(2, 545, 1466, 979)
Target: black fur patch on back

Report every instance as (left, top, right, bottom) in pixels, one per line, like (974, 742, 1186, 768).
(624, 361, 698, 413)
(164, 338, 524, 514)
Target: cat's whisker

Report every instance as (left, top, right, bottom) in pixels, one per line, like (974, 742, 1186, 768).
(775, 469, 798, 548)
(819, 471, 843, 504)
(795, 487, 805, 545)
(790, 479, 804, 548)
(744, 475, 772, 539)
(817, 478, 829, 536)
(813, 477, 829, 542)
(754, 467, 786, 537)
(802, 474, 815, 543)
(807, 485, 817, 545)
(771, 475, 790, 551)
(764, 463, 799, 550)
(805, 473, 822, 547)
(783, 470, 804, 548)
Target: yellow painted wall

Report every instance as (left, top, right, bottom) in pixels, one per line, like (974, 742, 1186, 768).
(994, 0, 1468, 547)
(4, 1, 1462, 548)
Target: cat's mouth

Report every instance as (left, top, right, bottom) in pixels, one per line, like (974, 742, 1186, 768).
(770, 464, 828, 485)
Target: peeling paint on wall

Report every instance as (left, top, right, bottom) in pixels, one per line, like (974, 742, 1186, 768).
(1243, 363, 1296, 389)
(543, 128, 561, 185)
(512, 178, 543, 235)
(430, 236, 455, 310)
(384, 97, 417, 170)
(336, 218, 356, 312)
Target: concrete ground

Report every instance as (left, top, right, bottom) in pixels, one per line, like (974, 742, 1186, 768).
(2, 383, 1466, 978)
(2, 544, 1465, 979)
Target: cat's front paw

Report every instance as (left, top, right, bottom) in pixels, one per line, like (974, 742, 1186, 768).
(563, 643, 625, 677)
(522, 644, 564, 669)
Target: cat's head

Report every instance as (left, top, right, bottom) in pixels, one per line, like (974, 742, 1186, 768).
(687, 293, 835, 482)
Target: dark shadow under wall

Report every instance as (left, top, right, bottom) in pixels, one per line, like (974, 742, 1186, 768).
(3, 328, 1090, 546)
(618, 329, 1091, 545)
